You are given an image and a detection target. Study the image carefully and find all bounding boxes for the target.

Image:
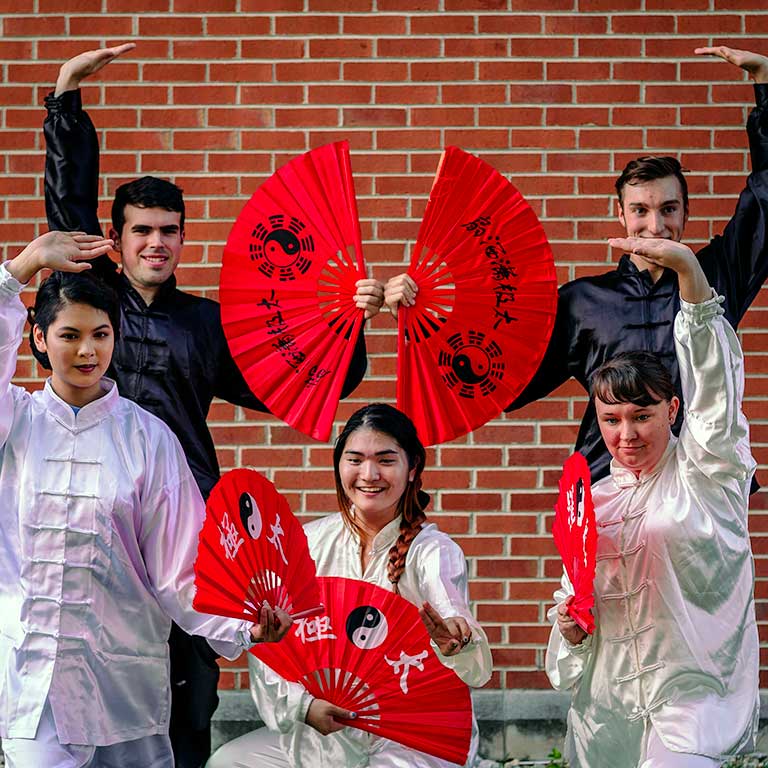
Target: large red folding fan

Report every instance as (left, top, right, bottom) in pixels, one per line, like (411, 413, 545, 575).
(252, 576, 473, 765)
(220, 141, 366, 441)
(397, 146, 557, 446)
(552, 452, 597, 634)
(193, 468, 322, 622)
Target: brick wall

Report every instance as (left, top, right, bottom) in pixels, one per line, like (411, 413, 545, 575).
(2, 2, 768, 696)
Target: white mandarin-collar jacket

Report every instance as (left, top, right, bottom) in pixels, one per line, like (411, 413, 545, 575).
(546, 293, 759, 766)
(248, 513, 493, 768)
(0, 264, 249, 745)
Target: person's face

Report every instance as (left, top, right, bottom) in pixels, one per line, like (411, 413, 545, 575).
(33, 302, 115, 408)
(618, 175, 688, 241)
(596, 395, 679, 477)
(111, 205, 184, 301)
(339, 428, 415, 525)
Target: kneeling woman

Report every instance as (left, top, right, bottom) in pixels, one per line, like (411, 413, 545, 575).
(0, 232, 290, 768)
(547, 238, 759, 767)
(208, 403, 493, 768)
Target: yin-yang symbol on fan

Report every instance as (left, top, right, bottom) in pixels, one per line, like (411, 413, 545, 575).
(249, 214, 315, 281)
(438, 330, 505, 398)
(240, 492, 262, 539)
(346, 605, 388, 650)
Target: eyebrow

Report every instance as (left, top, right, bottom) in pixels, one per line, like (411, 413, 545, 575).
(628, 199, 680, 208)
(343, 449, 400, 457)
(57, 324, 112, 332)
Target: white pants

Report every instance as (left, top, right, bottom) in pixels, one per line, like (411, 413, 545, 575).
(206, 727, 288, 768)
(639, 727, 721, 768)
(2, 700, 174, 768)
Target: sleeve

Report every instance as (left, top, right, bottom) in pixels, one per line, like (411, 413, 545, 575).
(505, 288, 575, 412)
(697, 84, 768, 327)
(137, 431, 251, 660)
(544, 570, 593, 691)
(247, 653, 314, 731)
(0, 263, 29, 448)
(675, 292, 756, 495)
(43, 89, 118, 283)
(409, 533, 493, 688)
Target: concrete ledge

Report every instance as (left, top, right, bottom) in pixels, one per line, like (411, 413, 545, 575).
(212, 689, 768, 764)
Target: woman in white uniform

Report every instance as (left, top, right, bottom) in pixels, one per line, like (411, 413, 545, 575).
(0, 231, 290, 768)
(207, 402, 493, 768)
(547, 236, 759, 767)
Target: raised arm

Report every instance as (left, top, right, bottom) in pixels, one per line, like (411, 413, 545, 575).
(44, 45, 134, 275)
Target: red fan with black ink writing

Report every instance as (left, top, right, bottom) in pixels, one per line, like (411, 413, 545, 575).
(220, 141, 366, 441)
(252, 576, 473, 765)
(397, 146, 557, 446)
(193, 468, 323, 622)
(552, 452, 597, 634)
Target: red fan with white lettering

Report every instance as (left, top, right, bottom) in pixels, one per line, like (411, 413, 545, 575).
(252, 576, 473, 765)
(193, 469, 322, 622)
(397, 146, 557, 445)
(220, 141, 366, 441)
(552, 452, 597, 634)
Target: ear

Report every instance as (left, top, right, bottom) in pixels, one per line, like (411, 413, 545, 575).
(668, 396, 680, 425)
(617, 199, 627, 230)
(180, 227, 185, 246)
(32, 324, 47, 354)
(408, 466, 416, 483)
(109, 227, 121, 254)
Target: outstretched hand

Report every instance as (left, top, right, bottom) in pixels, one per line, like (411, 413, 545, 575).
(55, 43, 136, 96)
(305, 698, 356, 735)
(7, 231, 113, 284)
(695, 46, 768, 84)
(248, 601, 293, 644)
(353, 278, 385, 320)
(419, 601, 472, 657)
(608, 237, 710, 303)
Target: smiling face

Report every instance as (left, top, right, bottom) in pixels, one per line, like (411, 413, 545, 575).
(111, 204, 184, 304)
(596, 395, 679, 477)
(338, 428, 416, 528)
(33, 301, 115, 408)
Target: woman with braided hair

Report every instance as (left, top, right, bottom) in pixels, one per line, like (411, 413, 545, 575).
(207, 403, 492, 768)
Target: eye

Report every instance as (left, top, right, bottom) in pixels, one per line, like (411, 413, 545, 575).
(636, 414, 651, 421)
(662, 206, 677, 215)
(94, 331, 111, 339)
(603, 417, 619, 425)
(346, 457, 361, 465)
(59, 333, 78, 340)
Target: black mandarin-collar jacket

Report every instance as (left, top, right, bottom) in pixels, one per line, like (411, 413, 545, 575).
(43, 89, 367, 500)
(507, 84, 768, 483)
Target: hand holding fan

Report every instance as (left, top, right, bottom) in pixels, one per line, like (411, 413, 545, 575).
(220, 141, 366, 441)
(397, 146, 558, 445)
(552, 452, 597, 634)
(193, 468, 323, 622)
(252, 576, 473, 765)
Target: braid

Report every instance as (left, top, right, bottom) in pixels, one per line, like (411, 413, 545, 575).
(387, 477, 429, 588)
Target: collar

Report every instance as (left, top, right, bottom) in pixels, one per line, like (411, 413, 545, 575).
(609, 437, 677, 489)
(117, 271, 177, 309)
(41, 377, 120, 432)
(347, 512, 403, 554)
(616, 253, 677, 290)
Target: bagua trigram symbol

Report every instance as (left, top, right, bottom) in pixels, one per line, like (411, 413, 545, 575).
(438, 331, 504, 398)
(249, 214, 314, 281)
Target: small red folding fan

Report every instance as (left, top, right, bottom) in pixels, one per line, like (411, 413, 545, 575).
(220, 141, 366, 441)
(252, 576, 473, 765)
(397, 146, 558, 446)
(193, 468, 323, 622)
(552, 452, 597, 634)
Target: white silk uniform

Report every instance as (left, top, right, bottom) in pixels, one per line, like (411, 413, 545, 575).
(208, 513, 493, 768)
(546, 293, 759, 767)
(0, 263, 251, 750)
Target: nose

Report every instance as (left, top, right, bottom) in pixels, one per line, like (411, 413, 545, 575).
(147, 228, 164, 248)
(359, 459, 380, 481)
(647, 211, 666, 236)
(77, 338, 96, 358)
(619, 420, 637, 442)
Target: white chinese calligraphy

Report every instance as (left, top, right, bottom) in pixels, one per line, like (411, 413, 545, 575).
(218, 511, 244, 561)
(295, 615, 337, 644)
(384, 649, 428, 695)
(267, 513, 288, 565)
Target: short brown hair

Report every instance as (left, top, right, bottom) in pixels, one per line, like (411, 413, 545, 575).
(591, 351, 675, 407)
(615, 155, 688, 213)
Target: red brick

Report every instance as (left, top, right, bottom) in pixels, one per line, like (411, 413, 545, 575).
(375, 84, 439, 105)
(342, 14, 405, 35)
(509, 84, 573, 104)
(411, 61, 475, 82)
(172, 85, 239, 105)
(5, 16, 66, 35)
(478, 61, 544, 81)
(577, 37, 642, 58)
(343, 108, 406, 127)
(206, 15, 271, 35)
(138, 16, 203, 36)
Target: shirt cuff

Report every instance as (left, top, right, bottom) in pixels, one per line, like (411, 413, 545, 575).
(564, 632, 593, 655)
(44, 88, 82, 115)
(0, 262, 25, 296)
(755, 82, 768, 111)
(679, 289, 724, 323)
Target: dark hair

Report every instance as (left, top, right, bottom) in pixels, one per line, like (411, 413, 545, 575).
(333, 403, 429, 588)
(111, 176, 185, 235)
(29, 271, 121, 370)
(591, 351, 675, 407)
(615, 156, 689, 213)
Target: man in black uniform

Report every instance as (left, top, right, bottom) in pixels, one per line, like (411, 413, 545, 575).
(43, 44, 384, 768)
(386, 45, 768, 483)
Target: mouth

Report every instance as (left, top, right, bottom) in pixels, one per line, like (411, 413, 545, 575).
(141, 253, 169, 266)
(75, 364, 98, 374)
(355, 486, 386, 495)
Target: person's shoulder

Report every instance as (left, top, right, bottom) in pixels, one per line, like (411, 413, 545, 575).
(115, 394, 184, 450)
(411, 521, 461, 556)
(304, 513, 344, 538)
